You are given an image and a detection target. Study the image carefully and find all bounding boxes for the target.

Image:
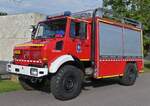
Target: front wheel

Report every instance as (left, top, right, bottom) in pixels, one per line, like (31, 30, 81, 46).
(51, 65, 84, 100)
(119, 63, 138, 86)
(19, 76, 36, 90)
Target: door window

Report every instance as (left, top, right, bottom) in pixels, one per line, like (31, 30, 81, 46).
(70, 21, 87, 39)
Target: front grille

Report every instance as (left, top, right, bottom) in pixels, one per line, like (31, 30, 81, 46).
(24, 50, 41, 60)
(14, 50, 42, 60)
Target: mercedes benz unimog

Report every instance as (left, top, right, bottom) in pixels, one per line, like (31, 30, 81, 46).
(7, 8, 143, 100)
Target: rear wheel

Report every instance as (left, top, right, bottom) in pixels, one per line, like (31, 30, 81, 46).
(51, 65, 84, 100)
(119, 63, 138, 86)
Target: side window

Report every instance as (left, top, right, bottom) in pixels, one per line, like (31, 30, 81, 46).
(70, 21, 87, 39)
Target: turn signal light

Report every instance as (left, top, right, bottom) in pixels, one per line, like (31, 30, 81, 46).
(14, 50, 21, 55)
(43, 58, 48, 61)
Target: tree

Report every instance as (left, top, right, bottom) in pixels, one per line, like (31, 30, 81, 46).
(0, 12, 7, 16)
(104, 0, 150, 56)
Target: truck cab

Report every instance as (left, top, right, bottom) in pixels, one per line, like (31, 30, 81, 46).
(10, 15, 91, 76)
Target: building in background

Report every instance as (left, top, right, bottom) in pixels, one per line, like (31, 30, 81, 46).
(0, 13, 46, 76)
(0, 13, 46, 61)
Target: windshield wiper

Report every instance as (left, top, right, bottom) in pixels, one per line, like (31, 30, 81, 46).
(36, 36, 43, 39)
(36, 35, 54, 39)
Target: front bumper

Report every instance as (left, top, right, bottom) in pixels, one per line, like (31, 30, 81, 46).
(7, 63, 48, 77)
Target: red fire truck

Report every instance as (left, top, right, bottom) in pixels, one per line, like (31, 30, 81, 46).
(7, 8, 143, 100)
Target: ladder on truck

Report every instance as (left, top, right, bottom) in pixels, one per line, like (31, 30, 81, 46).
(47, 8, 142, 28)
(71, 8, 142, 28)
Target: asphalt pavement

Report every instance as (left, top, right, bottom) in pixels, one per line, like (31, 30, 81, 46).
(0, 73, 150, 106)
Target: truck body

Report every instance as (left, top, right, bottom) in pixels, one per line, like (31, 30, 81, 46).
(7, 8, 143, 100)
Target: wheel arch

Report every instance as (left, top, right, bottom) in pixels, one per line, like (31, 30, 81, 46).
(49, 55, 84, 74)
(125, 61, 139, 77)
(126, 61, 138, 70)
(60, 59, 85, 73)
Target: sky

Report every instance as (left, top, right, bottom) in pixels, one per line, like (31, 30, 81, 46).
(0, 0, 103, 15)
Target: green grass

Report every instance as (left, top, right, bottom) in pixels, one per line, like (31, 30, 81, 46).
(0, 80, 22, 93)
(144, 60, 150, 73)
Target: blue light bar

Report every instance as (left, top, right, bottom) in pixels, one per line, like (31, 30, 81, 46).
(64, 11, 72, 16)
(47, 11, 72, 19)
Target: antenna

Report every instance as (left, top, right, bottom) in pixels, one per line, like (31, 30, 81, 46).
(102, 0, 104, 8)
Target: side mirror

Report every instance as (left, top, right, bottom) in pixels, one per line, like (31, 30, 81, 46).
(29, 25, 36, 32)
(29, 25, 36, 39)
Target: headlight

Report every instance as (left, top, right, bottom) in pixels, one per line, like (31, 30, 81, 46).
(30, 68, 38, 76)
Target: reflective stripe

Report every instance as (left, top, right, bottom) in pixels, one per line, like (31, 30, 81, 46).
(16, 44, 45, 47)
(15, 59, 41, 63)
(99, 59, 143, 61)
(80, 59, 90, 61)
(139, 70, 144, 73)
(97, 74, 123, 79)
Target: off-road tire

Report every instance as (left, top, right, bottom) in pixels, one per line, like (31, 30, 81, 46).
(51, 65, 84, 100)
(18, 76, 35, 90)
(119, 63, 138, 86)
(18, 76, 45, 91)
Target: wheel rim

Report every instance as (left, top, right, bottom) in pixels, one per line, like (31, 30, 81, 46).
(127, 68, 136, 82)
(63, 75, 77, 93)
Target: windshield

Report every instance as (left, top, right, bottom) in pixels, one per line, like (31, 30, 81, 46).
(35, 18, 66, 39)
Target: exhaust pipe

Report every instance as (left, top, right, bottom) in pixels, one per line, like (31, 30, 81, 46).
(91, 8, 103, 68)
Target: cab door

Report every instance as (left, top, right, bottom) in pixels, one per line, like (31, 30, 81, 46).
(67, 19, 90, 61)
